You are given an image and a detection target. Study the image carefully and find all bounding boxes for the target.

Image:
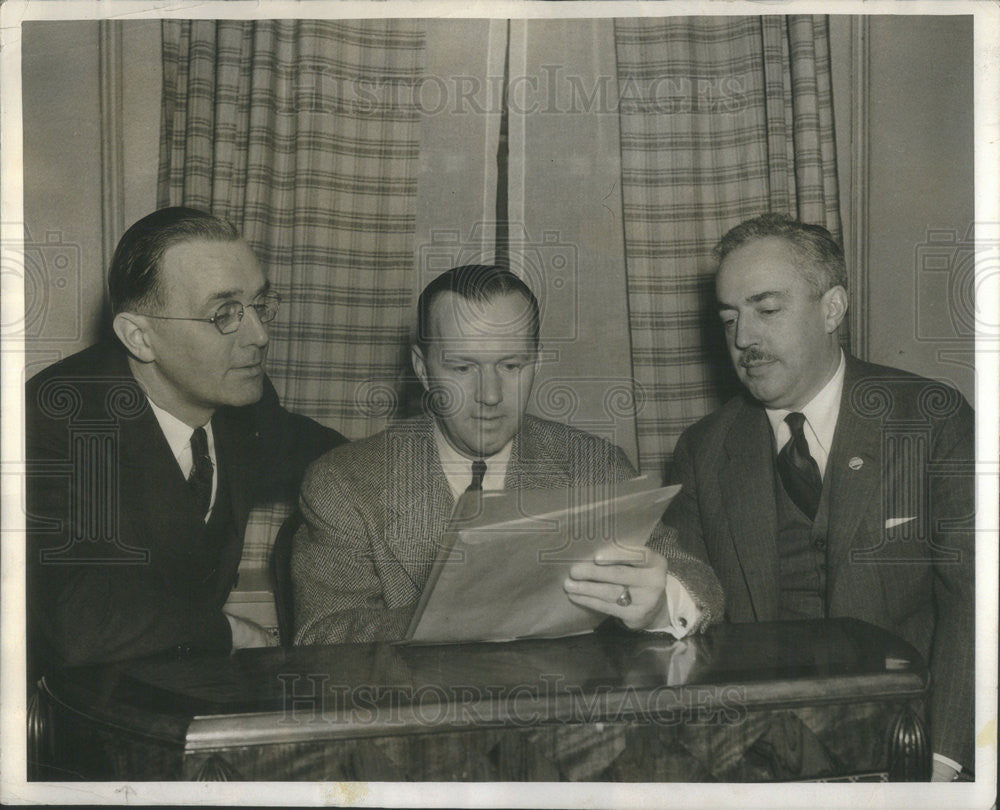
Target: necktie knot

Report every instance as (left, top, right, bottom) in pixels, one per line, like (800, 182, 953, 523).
(785, 411, 807, 435)
(188, 426, 214, 517)
(777, 412, 821, 520)
(467, 459, 487, 492)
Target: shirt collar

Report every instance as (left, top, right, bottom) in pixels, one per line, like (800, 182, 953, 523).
(432, 420, 513, 498)
(145, 396, 215, 463)
(765, 349, 846, 457)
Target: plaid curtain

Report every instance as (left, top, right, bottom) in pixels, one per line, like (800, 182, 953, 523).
(159, 19, 426, 439)
(159, 20, 426, 565)
(614, 16, 841, 475)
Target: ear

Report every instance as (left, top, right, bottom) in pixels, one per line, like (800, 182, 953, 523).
(113, 312, 156, 363)
(821, 286, 848, 334)
(411, 344, 430, 391)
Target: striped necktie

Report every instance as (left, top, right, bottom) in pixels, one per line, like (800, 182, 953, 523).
(466, 459, 487, 492)
(187, 426, 214, 517)
(776, 412, 822, 520)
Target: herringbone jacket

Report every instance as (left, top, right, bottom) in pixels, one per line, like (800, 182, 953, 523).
(293, 414, 724, 645)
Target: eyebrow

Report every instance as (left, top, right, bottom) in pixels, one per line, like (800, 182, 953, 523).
(715, 289, 788, 310)
(440, 350, 535, 363)
(206, 279, 270, 305)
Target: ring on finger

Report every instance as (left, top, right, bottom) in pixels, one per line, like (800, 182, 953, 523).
(616, 586, 632, 608)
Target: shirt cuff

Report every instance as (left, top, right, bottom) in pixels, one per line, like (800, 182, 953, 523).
(646, 573, 702, 638)
(932, 753, 963, 775)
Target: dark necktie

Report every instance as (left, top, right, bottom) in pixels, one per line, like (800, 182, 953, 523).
(188, 426, 214, 518)
(776, 412, 822, 521)
(466, 459, 487, 492)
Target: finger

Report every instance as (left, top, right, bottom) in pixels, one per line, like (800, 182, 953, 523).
(564, 576, 633, 604)
(591, 543, 650, 567)
(564, 590, 631, 620)
(564, 578, 663, 616)
(567, 562, 665, 589)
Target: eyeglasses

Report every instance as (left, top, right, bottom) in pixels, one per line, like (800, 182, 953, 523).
(142, 292, 282, 335)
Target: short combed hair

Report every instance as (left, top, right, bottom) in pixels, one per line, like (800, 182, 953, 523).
(416, 264, 540, 348)
(713, 212, 848, 296)
(108, 207, 240, 315)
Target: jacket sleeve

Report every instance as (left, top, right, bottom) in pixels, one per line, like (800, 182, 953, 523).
(660, 428, 713, 567)
(251, 376, 348, 503)
(606, 440, 725, 632)
(925, 401, 976, 769)
(291, 454, 415, 645)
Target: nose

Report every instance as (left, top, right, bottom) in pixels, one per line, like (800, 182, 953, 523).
(238, 304, 270, 349)
(476, 367, 503, 406)
(732, 314, 757, 350)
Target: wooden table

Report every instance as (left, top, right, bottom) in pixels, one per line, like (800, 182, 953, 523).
(31, 618, 930, 782)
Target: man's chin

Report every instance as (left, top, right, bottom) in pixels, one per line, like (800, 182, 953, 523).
(225, 379, 265, 407)
(460, 430, 517, 459)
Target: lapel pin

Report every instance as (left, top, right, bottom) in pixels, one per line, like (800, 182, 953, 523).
(848, 457, 864, 471)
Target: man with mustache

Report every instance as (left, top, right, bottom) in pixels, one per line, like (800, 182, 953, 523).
(26, 207, 346, 678)
(664, 213, 975, 780)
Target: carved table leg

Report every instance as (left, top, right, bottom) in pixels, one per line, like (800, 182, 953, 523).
(888, 704, 930, 781)
(194, 753, 243, 781)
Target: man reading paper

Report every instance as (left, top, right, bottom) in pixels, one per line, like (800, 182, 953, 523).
(292, 264, 724, 646)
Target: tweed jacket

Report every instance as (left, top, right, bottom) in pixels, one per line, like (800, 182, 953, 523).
(25, 341, 345, 674)
(664, 355, 975, 767)
(293, 414, 724, 646)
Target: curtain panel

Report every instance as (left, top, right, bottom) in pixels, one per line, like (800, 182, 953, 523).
(159, 19, 426, 439)
(614, 16, 841, 475)
(159, 19, 426, 565)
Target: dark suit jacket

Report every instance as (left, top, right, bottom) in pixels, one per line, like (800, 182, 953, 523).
(25, 341, 346, 674)
(293, 414, 725, 646)
(665, 355, 975, 767)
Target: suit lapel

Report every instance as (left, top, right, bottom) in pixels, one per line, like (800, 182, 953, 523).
(103, 338, 196, 557)
(720, 400, 779, 621)
(383, 417, 454, 590)
(213, 409, 255, 541)
(826, 357, 882, 571)
(212, 410, 257, 579)
(505, 419, 573, 490)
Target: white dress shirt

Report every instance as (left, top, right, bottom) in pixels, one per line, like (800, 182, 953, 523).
(765, 350, 846, 479)
(146, 398, 217, 518)
(432, 423, 700, 638)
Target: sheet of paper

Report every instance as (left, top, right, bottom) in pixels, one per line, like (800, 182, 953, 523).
(406, 481, 681, 643)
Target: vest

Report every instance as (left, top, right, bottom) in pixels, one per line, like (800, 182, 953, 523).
(773, 461, 831, 621)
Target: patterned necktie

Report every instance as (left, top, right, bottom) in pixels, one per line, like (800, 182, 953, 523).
(187, 426, 214, 517)
(776, 412, 822, 521)
(466, 459, 487, 492)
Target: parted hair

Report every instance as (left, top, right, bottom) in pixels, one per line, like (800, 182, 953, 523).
(713, 212, 848, 296)
(415, 264, 540, 348)
(108, 207, 240, 315)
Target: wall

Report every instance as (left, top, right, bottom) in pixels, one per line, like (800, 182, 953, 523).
(865, 15, 975, 403)
(22, 22, 104, 380)
(22, 20, 161, 380)
(828, 14, 975, 404)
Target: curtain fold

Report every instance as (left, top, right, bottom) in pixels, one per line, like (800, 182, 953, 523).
(159, 19, 426, 566)
(614, 15, 841, 475)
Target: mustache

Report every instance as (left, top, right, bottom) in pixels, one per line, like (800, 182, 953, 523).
(738, 348, 775, 368)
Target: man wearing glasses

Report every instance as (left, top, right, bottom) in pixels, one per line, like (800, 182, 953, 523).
(25, 207, 345, 678)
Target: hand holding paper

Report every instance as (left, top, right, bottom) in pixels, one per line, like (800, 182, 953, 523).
(563, 544, 670, 630)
